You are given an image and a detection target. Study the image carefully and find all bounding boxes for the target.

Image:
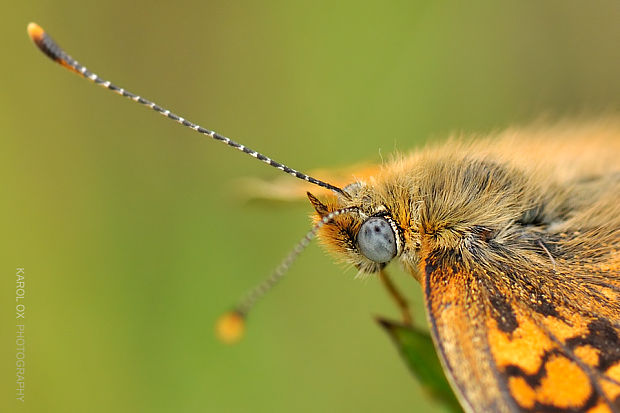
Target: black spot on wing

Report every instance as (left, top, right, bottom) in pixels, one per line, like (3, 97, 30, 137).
(530, 297, 559, 319)
(526, 284, 561, 319)
(425, 259, 438, 277)
(566, 318, 620, 371)
(488, 292, 519, 333)
(479, 275, 519, 334)
(423, 249, 450, 283)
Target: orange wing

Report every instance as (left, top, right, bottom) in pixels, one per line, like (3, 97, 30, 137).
(422, 246, 620, 413)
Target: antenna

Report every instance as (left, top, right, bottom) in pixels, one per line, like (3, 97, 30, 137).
(26, 22, 346, 196)
(217, 206, 360, 343)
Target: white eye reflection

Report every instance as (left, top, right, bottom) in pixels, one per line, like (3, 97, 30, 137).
(357, 217, 397, 263)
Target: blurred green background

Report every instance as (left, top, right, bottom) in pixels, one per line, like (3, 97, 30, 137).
(2, 1, 619, 412)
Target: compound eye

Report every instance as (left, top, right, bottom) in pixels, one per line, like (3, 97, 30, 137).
(357, 217, 397, 263)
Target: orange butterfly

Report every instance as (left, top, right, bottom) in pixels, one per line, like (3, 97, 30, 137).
(305, 130, 620, 412)
(28, 23, 620, 413)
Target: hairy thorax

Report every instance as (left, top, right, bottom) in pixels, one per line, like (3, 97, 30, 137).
(309, 129, 620, 282)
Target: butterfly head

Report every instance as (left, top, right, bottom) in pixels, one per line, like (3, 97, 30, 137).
(307, 181, 407, 274)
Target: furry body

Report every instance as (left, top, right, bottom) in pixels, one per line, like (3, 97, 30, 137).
(312, 121, 620, 412)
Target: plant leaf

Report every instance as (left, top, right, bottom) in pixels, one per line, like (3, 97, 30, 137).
(377, 318, 464, 413)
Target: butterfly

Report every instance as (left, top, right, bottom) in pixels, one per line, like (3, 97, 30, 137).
(28, 22, 620, 413)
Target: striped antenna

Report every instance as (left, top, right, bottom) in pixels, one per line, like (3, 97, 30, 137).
(217, 206, 360, 343)
(26, 23, 346, 196)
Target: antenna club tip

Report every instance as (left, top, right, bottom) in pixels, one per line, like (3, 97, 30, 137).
(27, 22, 44, 42)
(216, 311, 245, 344)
